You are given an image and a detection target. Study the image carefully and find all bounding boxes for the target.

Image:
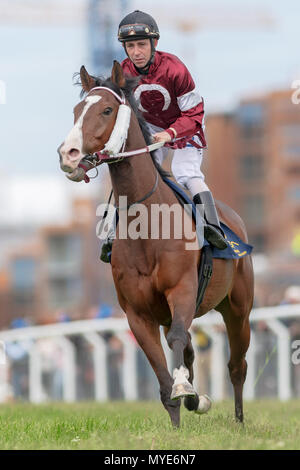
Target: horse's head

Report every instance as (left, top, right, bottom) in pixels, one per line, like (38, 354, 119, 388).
(58, 61, 127, 180)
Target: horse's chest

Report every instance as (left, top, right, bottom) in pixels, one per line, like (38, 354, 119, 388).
(113, 264, 154, 297)
(112, 263, 167, 314)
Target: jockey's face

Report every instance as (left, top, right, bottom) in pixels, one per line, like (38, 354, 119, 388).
(125, 39, 157, 69)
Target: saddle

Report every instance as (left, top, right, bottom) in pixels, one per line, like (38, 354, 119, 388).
(161, 177, 253, 311)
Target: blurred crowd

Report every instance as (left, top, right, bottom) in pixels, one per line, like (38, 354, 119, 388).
(192, 284, 300, 399)
(1, 285, 299, 403)
(0, 302, 157, 402)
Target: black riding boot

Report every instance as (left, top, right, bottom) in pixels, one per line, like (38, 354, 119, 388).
(99, 220, 116, 263)
(193, 191, 227, 250)
(100, 239, 113, 263)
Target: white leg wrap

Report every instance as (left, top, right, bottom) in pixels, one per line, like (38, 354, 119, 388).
(171, 365, 196, 400)
(172, 365, 190, 385)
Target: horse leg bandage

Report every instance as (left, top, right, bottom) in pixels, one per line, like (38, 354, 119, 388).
(171, 366, 196, 400)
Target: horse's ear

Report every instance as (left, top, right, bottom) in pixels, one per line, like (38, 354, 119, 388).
(80, 65, 96, 92)
(111, 60, 126, 89)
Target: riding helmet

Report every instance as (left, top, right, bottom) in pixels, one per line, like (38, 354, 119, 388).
(118, 10, 160, 42)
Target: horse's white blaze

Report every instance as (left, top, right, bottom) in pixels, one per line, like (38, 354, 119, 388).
(102, 104, 131, 155)
(61, 95, 101, 168)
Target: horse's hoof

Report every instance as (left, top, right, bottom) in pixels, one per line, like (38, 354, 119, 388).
(194, 394, 212, 414)
(171, 381, 196, 401)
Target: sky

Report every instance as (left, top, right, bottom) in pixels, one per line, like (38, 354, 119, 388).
(0, 0, 299, 181)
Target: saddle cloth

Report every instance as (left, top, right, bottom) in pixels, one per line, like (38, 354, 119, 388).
(103, 177, 253, 263)
(162, 177, 253, 259)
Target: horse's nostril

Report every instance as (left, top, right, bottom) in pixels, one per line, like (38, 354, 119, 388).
(68, 148, 80, 160)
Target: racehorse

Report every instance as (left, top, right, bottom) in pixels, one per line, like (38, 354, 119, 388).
(58, 61, 254, 427)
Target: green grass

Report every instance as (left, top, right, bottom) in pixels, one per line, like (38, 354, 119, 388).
(0, 400, 299, 450)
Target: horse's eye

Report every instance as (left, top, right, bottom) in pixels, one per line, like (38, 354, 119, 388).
(103, 107, 113, 116)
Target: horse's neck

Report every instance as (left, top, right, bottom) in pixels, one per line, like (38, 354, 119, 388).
(108, 113, 160, 207)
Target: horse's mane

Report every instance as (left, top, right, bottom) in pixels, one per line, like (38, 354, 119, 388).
(74, 72, 170, 178)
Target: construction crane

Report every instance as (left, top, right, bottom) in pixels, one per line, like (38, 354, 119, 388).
(0, 0, 85, 26)
(0, 0, 276, 75)
(88, 0, 128, 75)
(0, 1, 276, 30)
(88, 0, 276, 75)
(130, 1, 276, 32)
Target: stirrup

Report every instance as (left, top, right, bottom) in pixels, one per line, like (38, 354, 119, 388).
(100, 240, 113, 263)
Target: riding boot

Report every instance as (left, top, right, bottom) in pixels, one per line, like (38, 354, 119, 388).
(193, 191, 228, 250)
(100, 224, 116, 263)
(100, 239, 113, 263)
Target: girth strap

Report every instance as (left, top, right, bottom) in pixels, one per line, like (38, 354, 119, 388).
(196, 245, 213, 312)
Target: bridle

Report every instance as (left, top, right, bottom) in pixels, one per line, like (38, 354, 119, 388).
(76, 85, 165, 183)
(76, 85, 164, 208)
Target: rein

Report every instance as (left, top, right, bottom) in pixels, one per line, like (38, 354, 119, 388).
(95, 140, 165, 161)
(78, 140, 165, 182)
(115, 171, 159, 210)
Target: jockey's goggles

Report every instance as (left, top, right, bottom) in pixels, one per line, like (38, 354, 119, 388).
(118, 23, 159, 42)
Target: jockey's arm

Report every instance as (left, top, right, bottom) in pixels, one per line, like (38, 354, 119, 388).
(152, 92, 205, 145)
(167, 96, 205, 140)
(165, 62, 205, 141)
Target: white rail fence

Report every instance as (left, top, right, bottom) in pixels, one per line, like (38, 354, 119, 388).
(0, 304, 299, 403)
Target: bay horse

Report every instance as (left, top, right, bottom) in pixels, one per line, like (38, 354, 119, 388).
(58, 61, 254, 427)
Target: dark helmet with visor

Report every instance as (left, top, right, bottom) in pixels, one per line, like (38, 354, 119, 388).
(118, 10, 160, 43)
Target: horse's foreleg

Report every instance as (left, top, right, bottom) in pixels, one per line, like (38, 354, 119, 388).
(126, 312, 181, 427)
(183, 332, 195, 383)
(164, 283, 198, 401)
(182, 332, 201, 411)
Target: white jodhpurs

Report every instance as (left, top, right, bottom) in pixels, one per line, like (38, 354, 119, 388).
(147, 123, 209, 197)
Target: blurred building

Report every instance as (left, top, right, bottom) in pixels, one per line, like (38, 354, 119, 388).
(88, 0, 128, 75)
(0, 222, 43, 329)
(0, 270, 11, 330)
(0, 190, 119, 329)
(41, 199, 98, 317)
(204, 88, 300, 303)
(8, 244, 42, 324)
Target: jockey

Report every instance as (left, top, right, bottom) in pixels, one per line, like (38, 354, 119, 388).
(101, 10, 227, 262)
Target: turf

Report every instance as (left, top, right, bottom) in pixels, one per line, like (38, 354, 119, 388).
(0, 400, 299, 450)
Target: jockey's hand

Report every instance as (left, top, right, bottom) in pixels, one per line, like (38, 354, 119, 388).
(152, 131, 172, 143)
